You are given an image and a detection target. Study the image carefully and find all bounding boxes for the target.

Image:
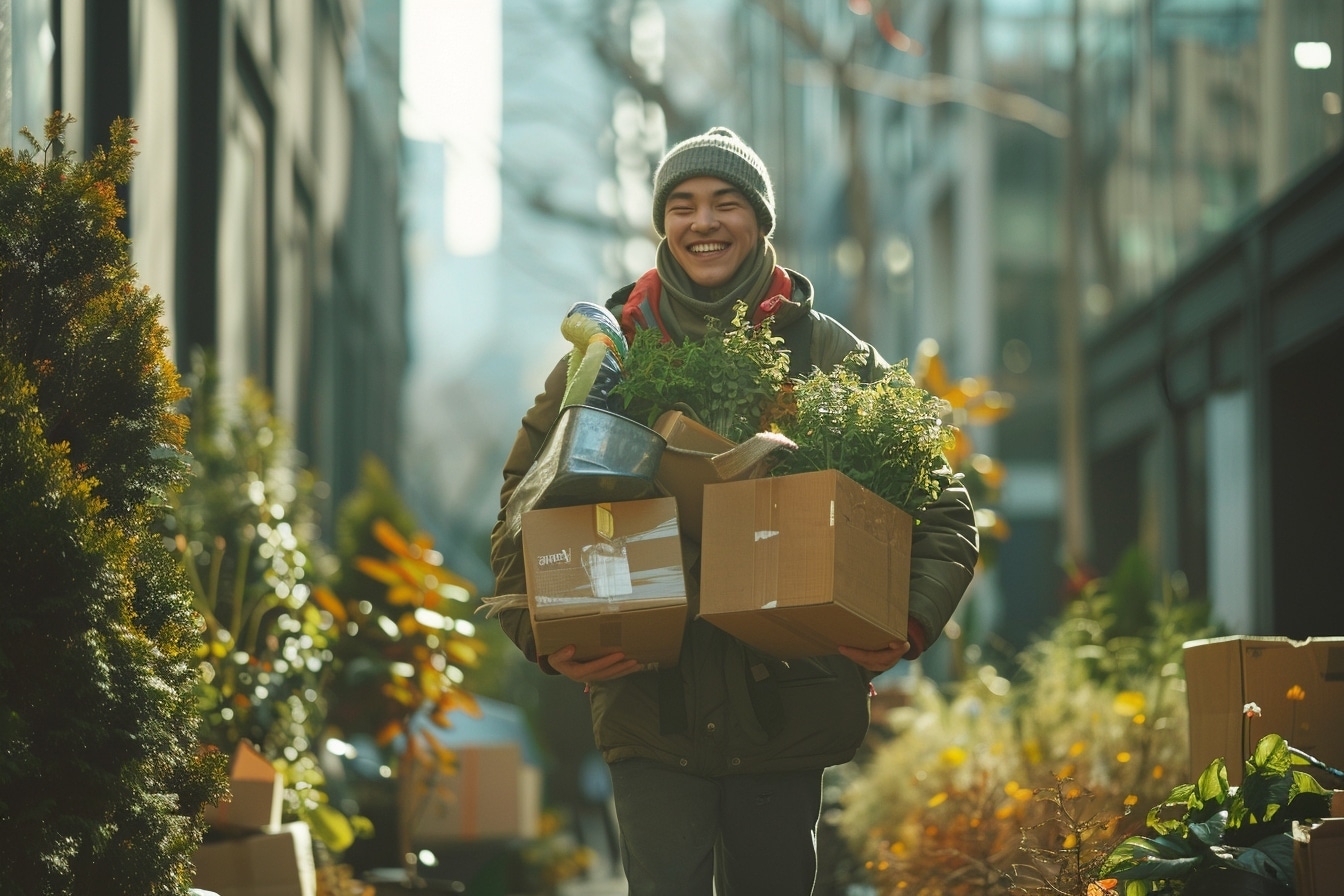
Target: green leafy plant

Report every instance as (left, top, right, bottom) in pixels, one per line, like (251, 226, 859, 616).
(166, 352, 363, 852)
(1099, 732, 1332, 894)
(772, 352, 956, 514)
(0, 113, 227, 893)
(611, 303, 789, 442)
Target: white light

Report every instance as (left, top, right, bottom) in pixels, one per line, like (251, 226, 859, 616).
(325, 737, 358, 759)
(1294, 42, 1332, 70)
(415, 607, 447, 629)
(418, 850, 439, 867)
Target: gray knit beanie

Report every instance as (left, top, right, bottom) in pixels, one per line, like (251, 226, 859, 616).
(651, 127, 775, 237)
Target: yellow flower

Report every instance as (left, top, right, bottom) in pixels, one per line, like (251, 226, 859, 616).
(1063, 834, 1078, 849)
(1004, 781, 1020, 795)
(1068, 741, 1086, 758)
(1113, 691, 1146, 717)
(940, 746, 969, 767)
(1287, 685, 1306, 701)
(1124, 794, 1139, 807)
(1116, 751, 1132, 763)
(927, 792, 949, 808)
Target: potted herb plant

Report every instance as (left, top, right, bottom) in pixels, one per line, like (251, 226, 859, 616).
(770, 351, 955, 515)
(1098, 732, 1333, 895)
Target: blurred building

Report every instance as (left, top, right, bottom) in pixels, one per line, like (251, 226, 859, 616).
(0, 0, 407, 506)
(1076, 0, 1343, 636)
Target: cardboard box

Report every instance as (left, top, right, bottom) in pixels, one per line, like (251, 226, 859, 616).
(192, 822, 316, 896)
(1183, 637, 1344, 785)
(1293, 817, 1344, 896)
(522, 497, 687, 668)
(653, 410, 766, 542)
(399, 742, 542, 844)
(204, 739, 284, 832)
(699, 469, 912, 659)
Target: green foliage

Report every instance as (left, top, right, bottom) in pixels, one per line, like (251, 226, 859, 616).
(164, 351, 363, 852)
(837, 555, 1212, 895)
(772, 353, 956, 514)
(611, 303, 790, 442)
(1100, 733, 1332, 893)
(0, 114, 227, 894)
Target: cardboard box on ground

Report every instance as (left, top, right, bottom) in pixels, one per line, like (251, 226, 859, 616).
(521, 496, 687, 669)
(193, 823, 316, 896)
(699, 469, 912, 659)
(204, 739, 283, 832)
(1183, 637, 1344, 786)
(398, 741, 542, 846)
(193, 741, 316, 896)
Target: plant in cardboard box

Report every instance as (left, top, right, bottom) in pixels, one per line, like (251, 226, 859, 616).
(1098, 732, 1332, 895)
(611, 302, 789, 442)
(770, 351, 956, 515)
(833, 553, 1210, 896)
(0, 114, 227, 892)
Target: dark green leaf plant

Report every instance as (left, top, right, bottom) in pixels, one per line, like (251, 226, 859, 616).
(1099, 733, 1332, 894)
(610, 302, 789, 443)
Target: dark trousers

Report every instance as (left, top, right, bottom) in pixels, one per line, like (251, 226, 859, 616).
(608, 759, 824, 896)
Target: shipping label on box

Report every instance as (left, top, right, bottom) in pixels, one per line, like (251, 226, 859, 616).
(399, 742, 541, 845)
(522, 497, 687, 667)
(204, 739, 284, 833)
(192, 822, 316, 896)
(1183, 636, 1344, 786)
(699, 469, 911, 659)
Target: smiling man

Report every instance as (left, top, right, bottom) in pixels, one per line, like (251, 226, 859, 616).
(489, 127, 979, 895)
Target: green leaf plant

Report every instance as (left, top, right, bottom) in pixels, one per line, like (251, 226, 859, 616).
(1099, 732, 1332, 895)
(610, 302, 789, 443)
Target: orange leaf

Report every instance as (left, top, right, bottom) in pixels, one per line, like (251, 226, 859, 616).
(375, 721, 402, 747)
(372, 518, 413, 559)
(354, 556, 406, 587)
(438, 688, 482, 719)
(309, 585, 347, 625)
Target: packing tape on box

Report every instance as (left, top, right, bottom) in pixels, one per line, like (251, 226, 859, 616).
(752, 483, 781, 609)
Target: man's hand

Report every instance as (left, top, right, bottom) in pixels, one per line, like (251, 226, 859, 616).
(546, 644, 641, 683)
(837, 640, 910, 673)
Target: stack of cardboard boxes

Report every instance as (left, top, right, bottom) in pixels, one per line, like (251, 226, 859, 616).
(517, 409, 914, 667)
(1182, 636, 1344, 896)
(192, 741, 316, 896)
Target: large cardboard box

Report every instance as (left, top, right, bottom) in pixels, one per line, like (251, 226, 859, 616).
(192, 822, 316, 896)
(653, 410, 766, 542)
(521, 497, 687, 668)
(399, 742, 542, 844)
(1183, 637, 1344, 785)
(1293, 816, 1344, 896)
(699, 469, 912, 659)
(204, 739, 284, 832)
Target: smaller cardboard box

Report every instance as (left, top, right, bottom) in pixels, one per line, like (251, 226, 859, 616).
(399, 742, 542, 844)
(192, 822, 316, 896)
(522, 497, 687, 668)
(653, 410, 766, 542)
(699, 469, 912, 659)
(1293, 817, 1344, 896)
(1183, 636, 1344, 786)
(204, 739, 284, 832)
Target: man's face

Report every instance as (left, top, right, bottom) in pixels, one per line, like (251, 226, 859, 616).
(662, 176, 761, 289)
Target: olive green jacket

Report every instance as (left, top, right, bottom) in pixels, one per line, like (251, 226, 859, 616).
(489, 271, 978, 774)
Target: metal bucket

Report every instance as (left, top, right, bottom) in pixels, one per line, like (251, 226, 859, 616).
(503, 405, 667, 540)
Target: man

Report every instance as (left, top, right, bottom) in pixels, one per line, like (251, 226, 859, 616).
(489, 127, 978, 895)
